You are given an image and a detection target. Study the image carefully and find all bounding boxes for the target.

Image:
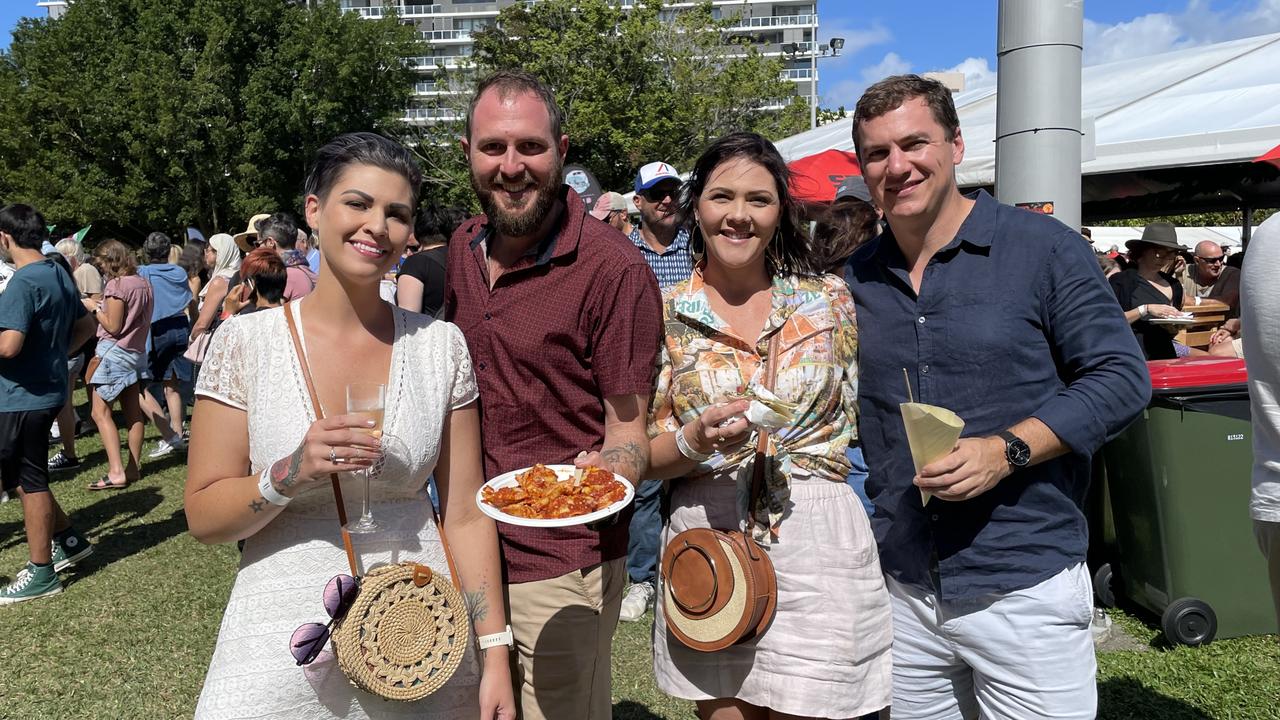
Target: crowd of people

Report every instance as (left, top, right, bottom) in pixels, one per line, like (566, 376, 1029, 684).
(1, 68, 1277, 720)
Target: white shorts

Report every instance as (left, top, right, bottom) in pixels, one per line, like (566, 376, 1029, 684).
(887, 563, 1097, 720)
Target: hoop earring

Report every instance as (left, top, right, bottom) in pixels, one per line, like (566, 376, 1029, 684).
(767, 228, 784, 276)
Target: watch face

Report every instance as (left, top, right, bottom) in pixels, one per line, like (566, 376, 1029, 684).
(1007, 439, 1032, 467)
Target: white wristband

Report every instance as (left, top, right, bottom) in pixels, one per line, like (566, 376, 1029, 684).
(258, 468, 291, 506)
(477, 624, 513, 650)
(1139, 304, 1149, 319)
(675, 424, 711, 462)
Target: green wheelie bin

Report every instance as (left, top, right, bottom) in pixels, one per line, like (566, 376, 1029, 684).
(1099, 356, 1275, 646)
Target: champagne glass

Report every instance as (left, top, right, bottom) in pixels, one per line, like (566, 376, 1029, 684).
(345, 382, 385, 534)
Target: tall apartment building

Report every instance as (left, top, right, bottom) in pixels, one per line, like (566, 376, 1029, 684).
(337, 0, 821, 124)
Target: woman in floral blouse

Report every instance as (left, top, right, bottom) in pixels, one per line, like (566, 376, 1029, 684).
(646, 132, 891, 720)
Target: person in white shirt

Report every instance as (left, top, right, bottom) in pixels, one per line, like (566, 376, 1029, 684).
(1242, 212, 1280, 637)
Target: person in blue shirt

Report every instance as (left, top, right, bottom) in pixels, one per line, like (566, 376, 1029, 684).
(137, 232, 193, 459)
(0, 204, 98, 604)
(845, 75, 1150, 719)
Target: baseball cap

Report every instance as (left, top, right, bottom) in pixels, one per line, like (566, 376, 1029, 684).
(590, 192, 629, 220)
(834, 176, 872, 204)
(635, 161, 681, 193)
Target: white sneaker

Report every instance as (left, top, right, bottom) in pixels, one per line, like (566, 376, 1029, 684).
(147, 436, 186, 459)
(619, 581, 655, 622)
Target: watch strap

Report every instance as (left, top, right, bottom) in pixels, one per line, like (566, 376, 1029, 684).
(477, 624, 514, 650)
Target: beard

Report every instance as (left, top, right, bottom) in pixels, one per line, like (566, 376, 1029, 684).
(472, 159, 563, 238)
(639, 204, 678, 235)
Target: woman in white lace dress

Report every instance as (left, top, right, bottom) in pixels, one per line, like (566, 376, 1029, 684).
(184, 133, 516, 720)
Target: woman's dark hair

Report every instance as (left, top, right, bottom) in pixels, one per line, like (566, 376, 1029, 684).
(680, 132, 819, 278)
(413, 204, 464, 245)
(143, 231, 172, 264)
(240, 247, 287, 305)
(0, 204, 48, 250)
(93, 239, 138, 279)
(812, 197, 880, 272)
(304, 132, 423, 208)
(178, 240, 208, 282)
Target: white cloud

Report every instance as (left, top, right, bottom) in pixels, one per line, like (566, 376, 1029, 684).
(940, 56, 997, 91)
(860, 51, 913, 84)
(1082, 0, 1280, 65)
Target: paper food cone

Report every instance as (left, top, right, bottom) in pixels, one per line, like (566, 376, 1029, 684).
(900, 402, 965, 506)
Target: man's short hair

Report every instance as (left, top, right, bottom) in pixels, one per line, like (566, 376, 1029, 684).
(414, 205, 463, 246)
(852, 74, 960, 159)
(143, 231, 173, 264)
(464, 70, 564, 142)
(0, 204, 49, 251)
(257, 212, 299, 250)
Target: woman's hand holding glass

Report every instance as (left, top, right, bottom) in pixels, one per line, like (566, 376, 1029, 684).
(272, 414, 382, 498)
(686, 399, 753, 456)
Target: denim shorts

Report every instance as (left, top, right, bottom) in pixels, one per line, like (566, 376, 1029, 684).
(149, 314, 192, 383)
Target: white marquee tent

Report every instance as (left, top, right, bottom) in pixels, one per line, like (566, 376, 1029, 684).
(775, 32, 1280, 190)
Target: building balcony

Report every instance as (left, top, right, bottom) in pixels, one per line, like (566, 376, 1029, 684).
(724, 14, 816, 31)
(403, 107, 462, 122)
(780, 67, 814, 80)
(417, 29, 477, 43)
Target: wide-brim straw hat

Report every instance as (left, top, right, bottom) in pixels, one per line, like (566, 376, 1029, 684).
(1126, 222, 1182, 252)
(233, 213, 272, 253)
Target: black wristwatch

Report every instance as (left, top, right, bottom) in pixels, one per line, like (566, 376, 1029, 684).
(997, 431, 1032, 469)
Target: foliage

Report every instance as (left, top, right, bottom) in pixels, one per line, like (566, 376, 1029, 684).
(408, 0, 809, 208)
(0, 0, 421, 241)
(1098, 209, 1277, 229)
(816, 105, 848, 127)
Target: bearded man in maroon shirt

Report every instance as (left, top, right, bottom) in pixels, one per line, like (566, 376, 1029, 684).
(444, 70, 663, 720)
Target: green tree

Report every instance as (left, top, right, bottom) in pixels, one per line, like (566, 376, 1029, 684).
(1098, 209, 1276, 228)
(408, 0, 808, 208)
(0, 0, 421, 240)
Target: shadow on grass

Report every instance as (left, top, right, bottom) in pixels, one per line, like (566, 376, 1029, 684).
(613, 700, 670, 720)
(1099, 677, 1213, 719)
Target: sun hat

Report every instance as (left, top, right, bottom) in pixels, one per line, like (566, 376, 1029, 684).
(590, 192, 629, 220)
(634, 161, 681, 194)
(1125, 222, 1182, 252)
(233, 213, 272, 253)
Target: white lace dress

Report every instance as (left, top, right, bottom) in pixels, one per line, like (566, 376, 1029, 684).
(192, 303, 481, 719)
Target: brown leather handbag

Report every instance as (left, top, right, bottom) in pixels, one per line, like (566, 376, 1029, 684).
(659, 335, 780, 653)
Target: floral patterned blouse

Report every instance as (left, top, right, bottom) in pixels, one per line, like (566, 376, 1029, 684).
(648, 268, 859, 542)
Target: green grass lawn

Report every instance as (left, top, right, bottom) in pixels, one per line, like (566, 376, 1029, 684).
(1, 405, 1277, 719)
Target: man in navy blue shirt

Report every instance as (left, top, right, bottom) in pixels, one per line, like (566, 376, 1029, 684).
(846, 75, 1149, 719)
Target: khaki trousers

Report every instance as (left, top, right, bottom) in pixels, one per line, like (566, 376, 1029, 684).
(506, 557, 626, 720)
(1254, 519, 1280, 638)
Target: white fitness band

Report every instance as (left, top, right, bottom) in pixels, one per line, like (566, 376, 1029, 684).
(477, 625, 514, 650)
(258, 468, 292, 507)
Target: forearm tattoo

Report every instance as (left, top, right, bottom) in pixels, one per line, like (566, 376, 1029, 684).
(602, 440, 647, 482)
(270, 446, 305, 491)
(248, 498, 265, 514)
(464, 584, 490, 624)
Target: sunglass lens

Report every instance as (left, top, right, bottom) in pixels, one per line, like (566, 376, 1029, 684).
(289, 623, 331, 665)
(322, 574, 359, 618)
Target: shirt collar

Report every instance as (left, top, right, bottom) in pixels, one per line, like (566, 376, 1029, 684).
(468, 184, 585, 266)
(866, 188, 995, 267)
(629, 226, 690, 256)
(671, 265, 805, 349)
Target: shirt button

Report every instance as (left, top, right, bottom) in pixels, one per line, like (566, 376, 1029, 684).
(931, 514, 939, 522)
(921, 364, 930, 374)
(483, 312, 491, 320)
(477, 362, 486, 370)
(918, 316, 927, 324)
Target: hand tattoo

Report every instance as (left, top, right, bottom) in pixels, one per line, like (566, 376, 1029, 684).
(270, 446, 305, 490)
(464, 586, 489, 624)
(601, 441, 647, 482)
(249, 498, 266, 514)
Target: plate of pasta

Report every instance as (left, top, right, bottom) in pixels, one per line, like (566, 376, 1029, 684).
(476, 464, 634, 528)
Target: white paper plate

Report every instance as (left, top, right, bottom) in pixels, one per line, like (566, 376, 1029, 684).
(476, 464, 634, 528)
(1149, 316, 1195, 325)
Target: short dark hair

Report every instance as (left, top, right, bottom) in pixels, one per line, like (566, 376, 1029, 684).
(852, 74, 960, 159)
(0, 204, 48, 251)
(413, 205, 464, 245)
(811, 198, 880, 272)
(680, 132, 820, 278)
(178, 240, 207, 280)
(464, 70, 564, 142)
(240, 247, 287, 305)
(256, 212, 298, 250)
(143, 231, 172, 264)
(304, 132, 423, 208)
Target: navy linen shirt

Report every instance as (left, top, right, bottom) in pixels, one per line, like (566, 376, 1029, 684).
(846, 191, 1150, 599)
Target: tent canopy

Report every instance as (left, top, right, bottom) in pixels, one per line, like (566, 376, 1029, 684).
(788, 149, 861, 203)
(775, 33, 1280, 216)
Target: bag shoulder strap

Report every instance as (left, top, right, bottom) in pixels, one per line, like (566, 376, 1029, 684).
(281, 302, 463, 590)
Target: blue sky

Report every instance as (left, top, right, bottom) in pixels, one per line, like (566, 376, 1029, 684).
(5, 1, 1280, 104)
(817, 0, 1280, 107)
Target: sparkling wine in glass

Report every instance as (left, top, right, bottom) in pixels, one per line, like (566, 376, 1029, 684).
(345, 382, 385, 534)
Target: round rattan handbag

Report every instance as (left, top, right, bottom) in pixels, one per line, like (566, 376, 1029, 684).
(285, 303, 470, 702)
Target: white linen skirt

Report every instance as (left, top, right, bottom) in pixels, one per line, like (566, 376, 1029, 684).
(653, 473, 892, 718)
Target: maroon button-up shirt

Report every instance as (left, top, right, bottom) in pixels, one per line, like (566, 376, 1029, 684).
(445, 186, 663, 584)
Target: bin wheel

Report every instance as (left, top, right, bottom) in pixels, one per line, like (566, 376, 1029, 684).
(1161, 597, 1217, 646)
(1092, 563, 1117, 608)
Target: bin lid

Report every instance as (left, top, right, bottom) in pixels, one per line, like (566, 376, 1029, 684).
(1147, 357, 1248, 390)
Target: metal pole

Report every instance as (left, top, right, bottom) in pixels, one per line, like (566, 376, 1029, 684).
(1243, 204, 1254, 250)
(810, 34, 818, 129)
(994, 0, 1084, 231)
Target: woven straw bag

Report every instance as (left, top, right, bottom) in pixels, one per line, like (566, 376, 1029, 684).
(284, 303, 468, 702)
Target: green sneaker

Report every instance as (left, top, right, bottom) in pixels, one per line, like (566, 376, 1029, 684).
(0, 563, 62, 605)
(51, 531, 94, 572)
